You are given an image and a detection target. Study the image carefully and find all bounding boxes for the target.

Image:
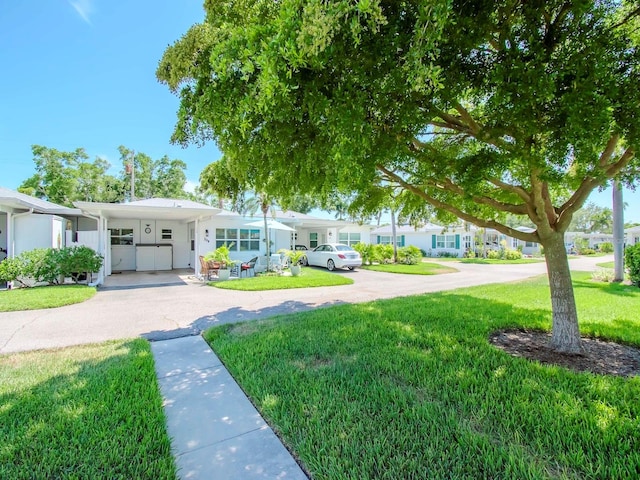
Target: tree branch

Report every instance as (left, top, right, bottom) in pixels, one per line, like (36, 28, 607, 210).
(453, 101, 482, 135)
(376, 164, 538, 243)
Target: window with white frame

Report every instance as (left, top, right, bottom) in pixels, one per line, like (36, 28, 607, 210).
(436, 234, 456, 249)
(525, 241, 536, 247)
(463, 235, 472, 249)
(215, 228, 238, 249)
(338, 232, 361, 246)
(110, 228, 133, 246)
(377, 235, 405, 246)
(309, 232, 319, 248)
(239, 229, 260, 251)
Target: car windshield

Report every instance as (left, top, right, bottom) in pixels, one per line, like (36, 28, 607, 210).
(334, 245, 353, 251)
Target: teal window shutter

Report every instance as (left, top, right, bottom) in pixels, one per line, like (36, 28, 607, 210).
(455, 234, 460, 249)
(432, 235, 436, 249)
(377, 235, 381, 244)
(400, 235, 405, 247)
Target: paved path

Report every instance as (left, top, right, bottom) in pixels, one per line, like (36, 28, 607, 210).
(0, 255, 610, 354)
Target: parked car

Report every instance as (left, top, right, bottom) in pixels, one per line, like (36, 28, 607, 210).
(302, 243, 362, 271)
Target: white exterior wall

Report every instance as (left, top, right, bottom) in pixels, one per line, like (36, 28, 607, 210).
(14, 214, 64, 255)
(0, 213, 7, 259)
(626, 227, 640, 246)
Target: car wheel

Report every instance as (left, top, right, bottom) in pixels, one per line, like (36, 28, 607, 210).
(348, 266, 355, 270)
(327, 259, 335, 271)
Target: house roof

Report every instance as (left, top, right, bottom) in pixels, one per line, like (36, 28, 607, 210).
(625, 225, 640, 233)
(74, 198, 221, 222)
(0, 186, 80, 215)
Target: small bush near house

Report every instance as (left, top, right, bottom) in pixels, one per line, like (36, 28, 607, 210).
(487, 249, 501, 259)
(626, 243, 640, 286)
(353, 243, 374, 265)
(373, 244, 394, 263)
(600, 242, 614, 253)
(0, 247, 103, 287)
(396, 245, 422, 264)
(581, 248, 597, 256)
(592, 268, 615, 283)
(504, 248, 523, 260)
(437, 251, 459, 258)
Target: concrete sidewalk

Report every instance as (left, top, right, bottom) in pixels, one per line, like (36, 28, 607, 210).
(151, 335, 308, 480)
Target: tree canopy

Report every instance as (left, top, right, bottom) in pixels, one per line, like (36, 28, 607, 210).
(158, 0, 640, 353)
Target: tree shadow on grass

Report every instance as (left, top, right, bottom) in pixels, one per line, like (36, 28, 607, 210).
(0, 339, 176, 479)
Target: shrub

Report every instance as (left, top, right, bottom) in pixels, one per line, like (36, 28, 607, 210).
(353, 243, 374, 265)
(625, 244, 640, 287)
(591, 268, 615, 283)
(59, 246, 104, 282)
(397, 245, 422, 265)
(581, 248, 596, 256)
(487, 249, 501, 259)
(373, 244, 394, 264)
(437, 251, 459, 258)
(504, 249, 523, 260)
(599, 242, 614, 253)
(463, 249, 476, 258)
(0, 247, 103, 287)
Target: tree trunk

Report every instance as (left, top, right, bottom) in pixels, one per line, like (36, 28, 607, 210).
(543, 232, 583, 354)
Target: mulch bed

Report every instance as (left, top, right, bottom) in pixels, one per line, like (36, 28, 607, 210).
(489, 329, 640, 377)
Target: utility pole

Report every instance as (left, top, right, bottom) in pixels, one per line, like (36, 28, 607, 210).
(125, 151, 136, 202)
(613, 180, 624, 282)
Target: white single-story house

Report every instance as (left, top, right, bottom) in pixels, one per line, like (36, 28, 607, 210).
(370, 223, 475, 257)
(564, 231, 614, 251)
(2, 187, 373, 285)
(625, 225, 640, 246)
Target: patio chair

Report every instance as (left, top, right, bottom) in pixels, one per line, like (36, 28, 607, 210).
(199, 256, 212, 280)
(239, 257, 257, 277)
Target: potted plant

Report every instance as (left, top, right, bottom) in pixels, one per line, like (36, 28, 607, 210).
(205, 244, 237, 281)
(279, 249, 306, 276)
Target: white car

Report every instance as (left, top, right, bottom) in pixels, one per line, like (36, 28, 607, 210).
(302, 243, 362, 271)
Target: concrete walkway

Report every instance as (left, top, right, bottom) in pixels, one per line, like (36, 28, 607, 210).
(151, 336, 307, 479)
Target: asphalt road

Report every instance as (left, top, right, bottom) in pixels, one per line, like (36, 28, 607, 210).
(0, 255, 611, 354)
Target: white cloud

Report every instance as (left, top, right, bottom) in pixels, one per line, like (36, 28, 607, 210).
(69, 0, 94, 25)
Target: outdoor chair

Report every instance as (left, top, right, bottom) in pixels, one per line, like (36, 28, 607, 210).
(239, 257, 257, 277)
(199, 256, 212, 280)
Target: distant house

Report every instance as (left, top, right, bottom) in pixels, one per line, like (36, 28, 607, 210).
(564, 231, 614, 251)
(625, 225, 640, 246)
(370, 223, 474, 257)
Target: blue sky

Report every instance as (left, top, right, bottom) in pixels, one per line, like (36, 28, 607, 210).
(1, 0, 638, 223)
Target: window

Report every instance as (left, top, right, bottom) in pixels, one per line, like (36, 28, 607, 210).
(525, 241, 536, 247)
(436, 235, 456, 249)
(309, 232, 319, 248)
(463, 235, 472, 249)
(338, 232, 361, 246)
(239, 229, 260, 251)
(110, 228, 133, 246)
(377, 235, 404, 247)
(161, 228, 172, 240)
(215, 228, 238, 249)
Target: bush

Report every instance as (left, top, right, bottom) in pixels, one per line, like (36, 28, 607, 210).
(437, 251, 459, 258)
(373, 244, 394, 264)
(625, 244, 640, 287)
(581, 248, 596, 256)
(504, 249, 523, 260)
(397, 245, 422, 265)
(0, 246, 103, 287)
(487, 249, 501, 259)
(353, 243, 374, 265)
(591, 268, 615, 283)
(599, 242, 614, 253)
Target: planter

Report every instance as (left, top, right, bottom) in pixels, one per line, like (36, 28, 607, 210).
(217, 269, 231, 281)
(290, 265, 301, 277)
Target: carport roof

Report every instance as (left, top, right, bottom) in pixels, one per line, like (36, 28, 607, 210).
(74, 198, 221, 221)
(0, 186, 80, 215)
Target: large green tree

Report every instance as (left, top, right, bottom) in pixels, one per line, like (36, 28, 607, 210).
(158, 1, 640, 353)
(19, 145, 123, 205)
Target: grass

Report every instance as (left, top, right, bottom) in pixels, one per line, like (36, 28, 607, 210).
(204, 272, 640, 479)
(0, 339, 176, 479)
(0, 285, 96, 312)
(597, 261, 615, 269)
(361, 262, 458, 275)
(460, 258, 544, 264)
(211, 267, 354, 291)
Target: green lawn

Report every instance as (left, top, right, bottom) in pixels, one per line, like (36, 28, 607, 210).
(597, 261, 615, 269)
(211, 267, 354, 291)
(0, 285, 96, 312)
(204, 272, 640, 479)
(0, 339, 176, 479)
(361, 262, 458, 275)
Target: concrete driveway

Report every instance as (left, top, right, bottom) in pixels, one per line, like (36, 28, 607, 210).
(0, 255, 610, 354)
